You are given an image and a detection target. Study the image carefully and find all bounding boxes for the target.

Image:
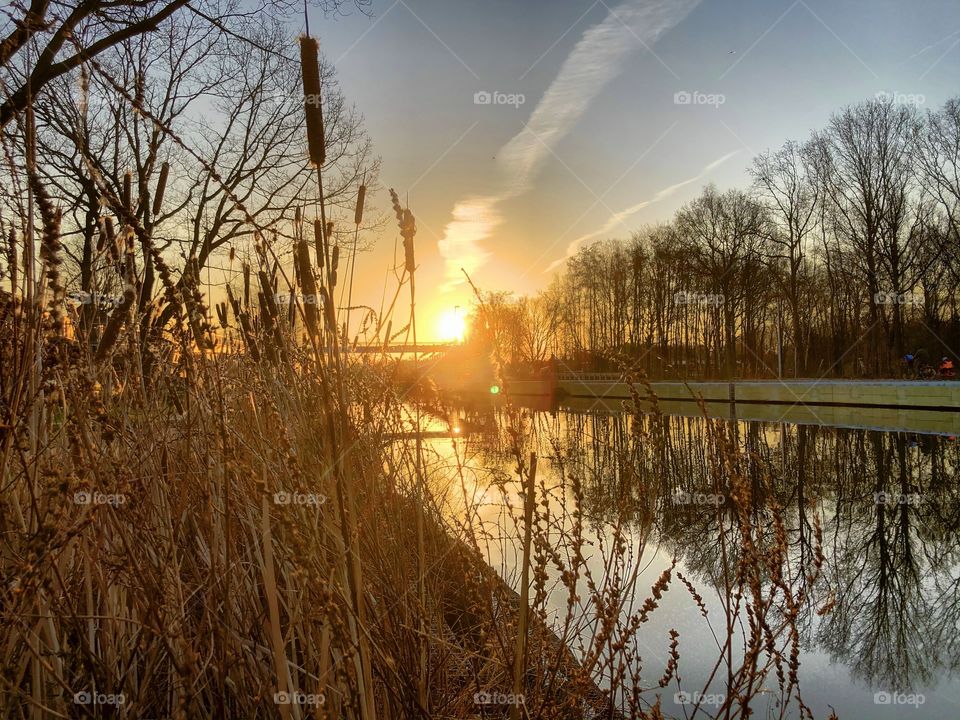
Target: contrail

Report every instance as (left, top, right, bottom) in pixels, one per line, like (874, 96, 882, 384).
(437, 0, 702, 291)
(544, 150, 739, 273)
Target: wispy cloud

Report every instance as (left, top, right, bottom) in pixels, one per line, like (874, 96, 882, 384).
(437, 0, 701, 291)
(544, 150, 739, 272)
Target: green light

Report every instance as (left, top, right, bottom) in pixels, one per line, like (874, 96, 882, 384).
(489, 384, 500, 395)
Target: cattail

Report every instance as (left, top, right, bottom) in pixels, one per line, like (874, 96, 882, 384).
(326, 221, 333, 241)
(122, 225, 137, 281)
(226, 285, 259, 360)
(321, 286, 336, 333)
(354, 185, 366, 225)
(96, 217, 108, 252)
(152, 161, 169, 216)
(313, 219, 324, 268)
(30, 174, 64, 331)
(295, 205, 302, 224)
(78, 64, 90, 115)
(296, 239, 319, 337)
(331, 245, 339, 289)
(215, 301, 228, 329)
(299, 36, 326, 166)
(94, 286, 135, 361)
(243, 262, 250, 307)
(122, 170, 131, 213)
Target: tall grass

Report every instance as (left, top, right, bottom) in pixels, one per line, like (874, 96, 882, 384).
(0, 35, 835, 720)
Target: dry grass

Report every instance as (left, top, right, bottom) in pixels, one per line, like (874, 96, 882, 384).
(0, 36, 834, 720)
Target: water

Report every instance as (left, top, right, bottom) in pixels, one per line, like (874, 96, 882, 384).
(421, 398, 960, 719)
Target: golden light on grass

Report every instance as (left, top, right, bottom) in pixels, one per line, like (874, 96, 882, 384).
(436, 306, 466, 343)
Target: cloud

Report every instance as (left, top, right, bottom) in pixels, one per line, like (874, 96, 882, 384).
(436, 195, 499, 290)
(544, 150, 739, 272)
(438, 0, 701, 291)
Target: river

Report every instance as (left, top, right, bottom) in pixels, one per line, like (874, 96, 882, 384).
(419, 396, 960, 719)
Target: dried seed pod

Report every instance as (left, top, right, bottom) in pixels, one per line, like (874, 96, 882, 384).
(354, 185, 366, 225)
(96, 218, 108, 252)
(216, 302, 228, 329)
(152, 161, 169, 216)
(122, 170, 132, 213)
(313, 219, 324, 268)
(299, 36, 326, 167)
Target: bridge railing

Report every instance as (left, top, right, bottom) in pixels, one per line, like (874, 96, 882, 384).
(557, 372, 626, 383)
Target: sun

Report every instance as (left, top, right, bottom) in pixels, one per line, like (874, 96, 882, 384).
(436, 307, 466, 343)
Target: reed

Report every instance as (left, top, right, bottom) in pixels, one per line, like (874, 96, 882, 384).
(0, 29, 834, 720)
(299, 36, 326, 168)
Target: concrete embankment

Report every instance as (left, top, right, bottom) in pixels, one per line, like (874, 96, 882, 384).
(503, 376, 960, 433)
(556, 395, 960, 436)
(550, 376, 960, 410)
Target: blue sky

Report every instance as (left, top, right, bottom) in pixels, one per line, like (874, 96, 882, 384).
(315, 0, 960, 336)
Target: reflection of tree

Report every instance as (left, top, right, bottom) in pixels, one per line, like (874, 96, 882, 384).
(469, 402, 960, 700)
(817, 433, 929, 690)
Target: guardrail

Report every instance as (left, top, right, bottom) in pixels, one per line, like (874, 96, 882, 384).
(557, 372, 625, 383)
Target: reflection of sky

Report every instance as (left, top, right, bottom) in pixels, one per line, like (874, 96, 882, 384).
(420, 407, 960, 718)
(314, 0, 960, 331)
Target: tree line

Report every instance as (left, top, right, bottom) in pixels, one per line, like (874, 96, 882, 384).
(478, 96, 960, 380)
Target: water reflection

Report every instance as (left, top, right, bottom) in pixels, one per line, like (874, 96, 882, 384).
(437, 397, 960, 715)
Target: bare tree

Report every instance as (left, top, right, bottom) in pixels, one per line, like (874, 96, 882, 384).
(22, 7, 378, 358)
(675, 185, 767, 377)
(751, 140, 820, 375)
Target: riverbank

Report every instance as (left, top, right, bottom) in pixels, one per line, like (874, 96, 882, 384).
(506, 375, 960, 411)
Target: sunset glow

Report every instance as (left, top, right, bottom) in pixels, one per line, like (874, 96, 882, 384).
(436, 307, 466, 343)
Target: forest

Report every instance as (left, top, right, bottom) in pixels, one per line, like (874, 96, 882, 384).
(475, 98, 960, 380)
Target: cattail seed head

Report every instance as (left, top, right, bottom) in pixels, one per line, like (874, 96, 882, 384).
(152, 161, 169, 216)
(313, 219, 324, 269)
(354, 185, 366, 225)
(299, 36, 326, 167)
(123, 170, 132, 213)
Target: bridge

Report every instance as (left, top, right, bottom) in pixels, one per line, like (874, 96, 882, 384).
(340, 342, 457, 354)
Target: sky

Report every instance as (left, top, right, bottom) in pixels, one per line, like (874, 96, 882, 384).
(314, 0, 960, 341)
